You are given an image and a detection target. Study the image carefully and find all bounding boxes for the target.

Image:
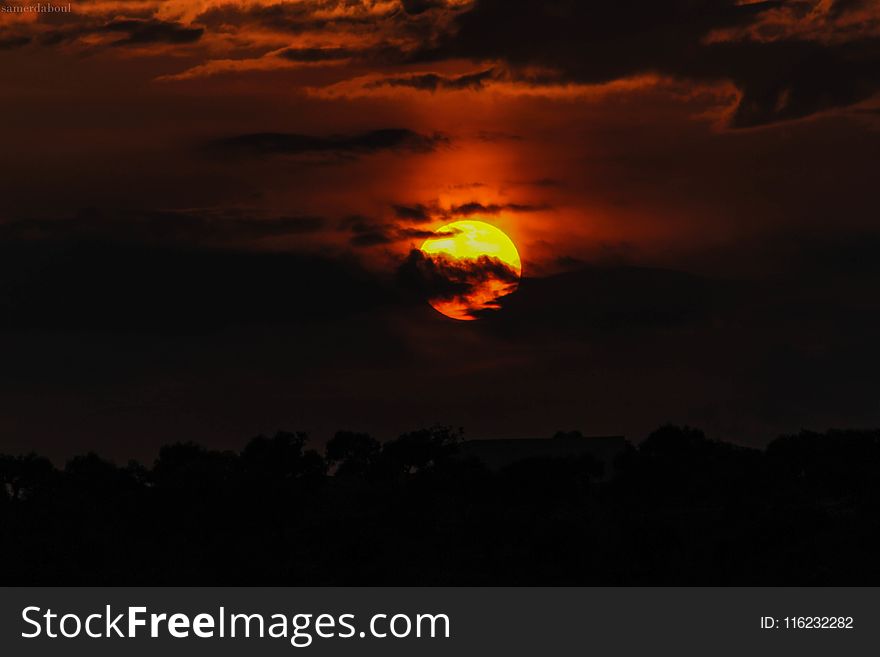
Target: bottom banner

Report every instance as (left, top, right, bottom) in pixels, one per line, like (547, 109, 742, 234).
(1, 587, 875, 656)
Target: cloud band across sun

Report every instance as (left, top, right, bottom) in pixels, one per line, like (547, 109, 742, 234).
(400, 220, 522, 320)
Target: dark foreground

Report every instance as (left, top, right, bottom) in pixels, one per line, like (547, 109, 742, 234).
(2, 425, 879, 585)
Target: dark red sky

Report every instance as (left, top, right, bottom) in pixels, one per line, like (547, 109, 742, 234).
(2, 0, 880, 460)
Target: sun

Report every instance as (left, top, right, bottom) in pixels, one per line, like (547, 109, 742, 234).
(419, 220, 522, 320)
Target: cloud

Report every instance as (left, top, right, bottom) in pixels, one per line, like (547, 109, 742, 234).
(195, 0, 399, 36)
(449, 201, 547, 216)
(365, 68, 496, 91)
(277, 46, 356, 62)
(0, 209, 327, 247)
(484, 264, 721, 331)
(418, 0, 880, 127)
(0, 36, 31, 50)
(341, 215, 458, 247)
(396, 227, 441, 240)
(475, 130, 523, 142)
(426, 0, 773, 79)
(156, 55, 293, 82)
(205, 129, 448, 158)
(99, 19, 204, 46)
(339, 216, 393, 247)
(401, 0, 446, 15)
(522, 178, 563, 188)
(392, 204, 432, 222)
(184, 1, 464, 76)
(39, 17, 204, 50)
(396, 248, 519, 303)
(16, 0, 876, 128)
(712, 37, 880, 128)
(351, 230, 394, 247)
(0, 239, 397, 333)
(389, 200, 548, 224)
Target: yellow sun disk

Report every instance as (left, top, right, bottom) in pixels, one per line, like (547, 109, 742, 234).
(420, 220, 522, 275)
(419, 220, 522, 321)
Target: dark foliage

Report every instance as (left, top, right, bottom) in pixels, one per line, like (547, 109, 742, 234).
(2, 425, 880, 585)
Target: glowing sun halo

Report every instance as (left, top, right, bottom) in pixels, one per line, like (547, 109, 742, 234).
(419, 220, 522, 321)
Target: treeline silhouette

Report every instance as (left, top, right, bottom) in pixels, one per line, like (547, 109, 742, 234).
(2, 425, 880, 584)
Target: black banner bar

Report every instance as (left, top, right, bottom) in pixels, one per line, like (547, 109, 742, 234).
(0, 587, 876, 656)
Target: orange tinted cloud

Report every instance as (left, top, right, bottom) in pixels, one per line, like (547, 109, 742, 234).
(3, 0, 880, 280)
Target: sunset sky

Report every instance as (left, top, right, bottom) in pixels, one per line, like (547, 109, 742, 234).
(2, 0, 880, 460)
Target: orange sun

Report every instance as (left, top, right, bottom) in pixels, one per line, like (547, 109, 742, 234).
(419, 220, 522, 320)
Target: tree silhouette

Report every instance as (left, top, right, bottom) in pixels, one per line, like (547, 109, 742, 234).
(0, 453, 54, 502)
(152, 442, 237, 491)
(2, 424, 880, 585)
(241, 431, 326, 485)
(376, 425, 463, 476)
(325, 431, 380, 478)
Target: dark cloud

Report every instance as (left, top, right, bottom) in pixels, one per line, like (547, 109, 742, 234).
(205, 129, 448, 158)
(828, 0, 871, 18)
(0, 240, 395, 333)
(525, 178, 563, 188)
(366, 68, 496, 91)
(475, 130, 523, 142)
(401, 0, 446, 15)
(449, 201, 547, 216)
(39, 31, 69, 47)
(396, 248, 519, 303)
(277, 46, 355, 62)
(196, 1, 378, 35)
(448, 182, 488, 189)
(483, 264, 722, 331)
(0, 36, 31, 50)
(711, 38, 880, 128)
(257, 215, 326, 235)
(99, 19, 204, 46)
(341, 216, 451, 247)
(389, 200, 547, 223)
(474, 231, 880, 350)
(466, 236, 880, 445)
(396, 227, 441, 240)
(0, 209, 326, 247)
(38, 17, 204, 49)
(392, 203, 432, 222)
(422, 0, 880, 127)
(7, 232, 880, 454)
(340, 216, 394, 247)
(760, 231, 880, 280)
(430, 0, 773, 79)
(553, 255, 587, 270)
(351, 230, 394, 247)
